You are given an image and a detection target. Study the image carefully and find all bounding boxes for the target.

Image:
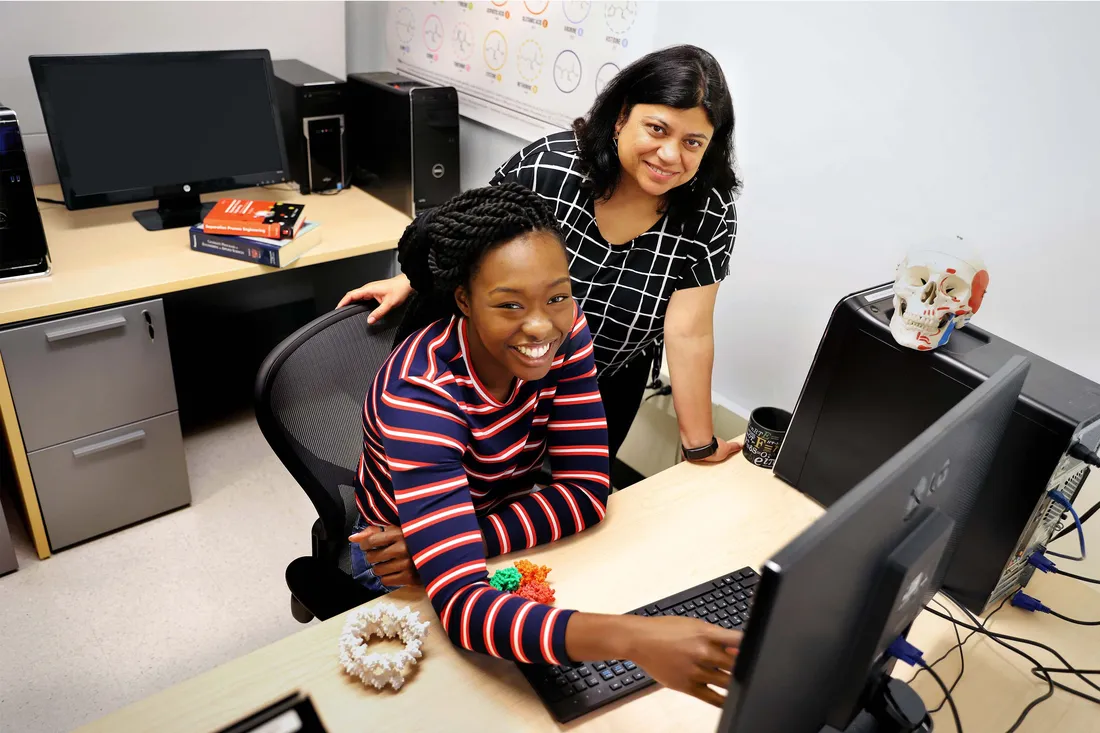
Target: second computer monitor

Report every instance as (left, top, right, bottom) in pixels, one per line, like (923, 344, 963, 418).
(29, 50, 289, 230)
(718, 355, 1030, 733)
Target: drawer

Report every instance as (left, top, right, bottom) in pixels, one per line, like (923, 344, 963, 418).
(0, 300, 178, 451)
(28, 412, 191, 550)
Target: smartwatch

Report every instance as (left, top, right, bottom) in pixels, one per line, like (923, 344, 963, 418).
(681, 436, 719, 461)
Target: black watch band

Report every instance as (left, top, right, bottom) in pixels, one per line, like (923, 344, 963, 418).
(682, 436, 719, 461)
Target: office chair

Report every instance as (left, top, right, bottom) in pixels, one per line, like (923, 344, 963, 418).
(254, 302, 406, 623)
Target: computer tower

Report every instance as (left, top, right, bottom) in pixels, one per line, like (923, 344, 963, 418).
(0, 105, 50, 281)
(774, 283, 1100, 614)
(345, 72, 460, 217)
(272, 60, 346, 195)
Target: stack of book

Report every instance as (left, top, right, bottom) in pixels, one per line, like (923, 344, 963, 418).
(189, 198, 322, 267)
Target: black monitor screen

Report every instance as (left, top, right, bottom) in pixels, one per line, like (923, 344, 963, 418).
(31, 52, 286, 204)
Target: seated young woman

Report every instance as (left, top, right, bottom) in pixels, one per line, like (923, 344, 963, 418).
(346, 183, 742, 706)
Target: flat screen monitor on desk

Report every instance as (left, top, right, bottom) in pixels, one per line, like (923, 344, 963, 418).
(29, 49, 289, 231)
(719, 356, 1030, 733)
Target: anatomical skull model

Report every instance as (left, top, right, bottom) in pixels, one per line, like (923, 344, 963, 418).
(890, 250, 989, 351)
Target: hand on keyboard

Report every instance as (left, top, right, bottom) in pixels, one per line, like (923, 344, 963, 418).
(625, 615, 743, 707)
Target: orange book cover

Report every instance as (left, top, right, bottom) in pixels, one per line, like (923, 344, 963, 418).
(203, 198, 305, 239)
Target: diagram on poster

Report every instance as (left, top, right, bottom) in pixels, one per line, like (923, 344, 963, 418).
(385, 1, 658, 141)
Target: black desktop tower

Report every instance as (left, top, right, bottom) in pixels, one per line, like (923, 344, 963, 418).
(774, 283, 1100, 614)
(272, 60, 346, 195)
(345, 72, 460, 217)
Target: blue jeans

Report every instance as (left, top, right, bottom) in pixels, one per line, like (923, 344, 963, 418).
(349, 517, 400, 594)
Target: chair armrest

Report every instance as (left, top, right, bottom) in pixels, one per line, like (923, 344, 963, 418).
(285, 556, 382, 621)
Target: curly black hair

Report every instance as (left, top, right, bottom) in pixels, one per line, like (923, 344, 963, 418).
(393, 182, 565, 343)
(572, 44, 741, 221)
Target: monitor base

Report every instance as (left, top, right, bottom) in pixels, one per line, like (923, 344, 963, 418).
(820, 676, 931, 733)
(132, 193, 215, 231)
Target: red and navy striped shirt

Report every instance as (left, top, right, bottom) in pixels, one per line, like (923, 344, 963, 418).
(355, 307, 610, 666)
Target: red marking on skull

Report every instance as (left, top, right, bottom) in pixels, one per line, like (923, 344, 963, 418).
(918, 345, 931, 351)
(969, 270, 989, 313)
(946, 268, 956, 274)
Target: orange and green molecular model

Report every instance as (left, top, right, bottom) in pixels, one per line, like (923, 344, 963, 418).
(490, 559, 556, 604)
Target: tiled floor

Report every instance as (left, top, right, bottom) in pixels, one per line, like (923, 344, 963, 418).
(0, 411, 319, 733)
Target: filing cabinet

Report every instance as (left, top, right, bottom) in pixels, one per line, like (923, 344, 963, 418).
(0, 299, 191, 550)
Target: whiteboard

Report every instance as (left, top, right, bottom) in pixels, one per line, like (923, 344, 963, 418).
(384, 1, 658, 140)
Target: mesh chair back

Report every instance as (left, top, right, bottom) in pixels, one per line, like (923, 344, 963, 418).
(254, 304, 404, 565)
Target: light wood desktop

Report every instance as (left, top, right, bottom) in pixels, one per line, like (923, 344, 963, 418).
(75, 453, 1100, 733)
(0, 185, 410, 560)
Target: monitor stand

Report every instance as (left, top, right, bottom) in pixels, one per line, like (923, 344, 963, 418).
(132, 192, 216, 231)
(820, 674, 931, 733)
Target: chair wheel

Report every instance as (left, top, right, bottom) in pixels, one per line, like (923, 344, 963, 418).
(291, 595, 315, 623)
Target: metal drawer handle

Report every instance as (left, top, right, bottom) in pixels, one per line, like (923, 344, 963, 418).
(72, 429, 146, 458)
(45, 314, 127, 343)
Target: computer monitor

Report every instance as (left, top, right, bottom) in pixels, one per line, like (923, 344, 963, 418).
(718, 355, 1030, 733)
(29, 50, 289, 231)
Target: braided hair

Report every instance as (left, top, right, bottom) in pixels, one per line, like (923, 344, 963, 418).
(393, 182, 565, 345)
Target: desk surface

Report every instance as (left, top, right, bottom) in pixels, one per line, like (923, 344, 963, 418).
(75, 457, 1100, 733)
(0, 185, 411, 327)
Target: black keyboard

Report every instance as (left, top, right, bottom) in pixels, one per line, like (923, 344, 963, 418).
(518, 566, 760, 723)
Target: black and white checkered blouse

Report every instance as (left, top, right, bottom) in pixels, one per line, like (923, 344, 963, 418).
(490, 131, 738, 380)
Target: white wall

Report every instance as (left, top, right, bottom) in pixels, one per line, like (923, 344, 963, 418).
(349, 1, 1100, 418)
(0, 0, 347, 185)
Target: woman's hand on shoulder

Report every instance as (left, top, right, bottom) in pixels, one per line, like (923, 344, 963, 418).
(337, 273, 414, 323)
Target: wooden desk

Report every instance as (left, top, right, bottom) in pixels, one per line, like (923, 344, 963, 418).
(73, 455, 1100, 733)
(0, 185, 410, 559)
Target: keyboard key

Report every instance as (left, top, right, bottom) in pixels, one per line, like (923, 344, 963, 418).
(663, 611, 675, 617)
(623, 676, 635, 686)
(686, 611, 699, 619)
(561, 685, 576, 698)
(646, 605, 660, 616)
(586, 677, 599, 687)
(673, 605, 686, 615)
(737, 602, 749, 613)
(600, 669, 615, 681)
(733, 570, 745, 580)
(702, 594, 714, 603)
(731, 614, 743, 625)
(633, 672, 645, 681)
(706, 613, 719, 624)
(567, 671, 580, 682)
(721, 588, 735, 597)
(740, 575, 760, 588)
(745, 589, 755, 598)
(594, 662, 607, 671)
(720, 620, 733, 629)
(707, 603, 719, 614)
(608, 660, 620, 666)
(715, 578, 726, 587)
(611, 682, 622, 691)
(717, 600, 728, 609)
(723, 576, 736, 585)
(636, 610, 648, 617)
(623, 661, 637, 671)
(612, 664, 627, 676)
(718, 610, 730, 619)
(731, 583, 744, 592)
(579, 667, 592, 677)
(733, 591, 746, 602)
(573, 680, 587, 692)
(684, 601, 696, 611)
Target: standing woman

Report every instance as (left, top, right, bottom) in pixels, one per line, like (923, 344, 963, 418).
(339, 45, 743, 465)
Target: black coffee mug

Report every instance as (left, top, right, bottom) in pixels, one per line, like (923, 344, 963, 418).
(744, 407, 792, 470)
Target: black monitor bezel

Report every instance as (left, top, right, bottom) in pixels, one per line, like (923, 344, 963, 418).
(28, 49, 290, 211)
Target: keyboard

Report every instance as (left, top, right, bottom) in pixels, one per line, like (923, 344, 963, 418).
(518, 566, 760, 723)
